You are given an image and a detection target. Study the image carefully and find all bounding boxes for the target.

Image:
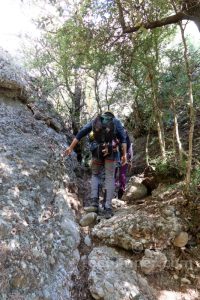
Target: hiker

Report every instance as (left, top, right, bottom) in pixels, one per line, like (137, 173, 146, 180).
(115, 129, 133, 199)
(64, 111, 127, 218)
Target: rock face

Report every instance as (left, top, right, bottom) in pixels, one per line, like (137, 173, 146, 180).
(0, 50, 80, 299)
(88, 246, 155, 300)
(92, 205, 183, 251)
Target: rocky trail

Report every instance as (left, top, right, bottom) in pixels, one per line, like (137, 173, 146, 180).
(1, 49, 200, 300)
(73, 173, 200, 300)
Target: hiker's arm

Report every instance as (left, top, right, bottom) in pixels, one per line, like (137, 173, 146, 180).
(129, 143, 134, 161)
(121, 143, 127, 165)
(75, 121, 93, 140)
(64, 138, 79, 156)
(115, 119, 127, 165)
(64, 121, 92, 156)
(115, 119, 126, 144)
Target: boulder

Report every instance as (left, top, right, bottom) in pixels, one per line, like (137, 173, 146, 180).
(79, 212, 97, 227)
(88, 246, 155, 300)
(92, 205, 183, 251)
(123, 177, 148, 201)
(84, 235, 92, 247)
(173, 231, 189, 247)
(0, 48, 28, 101)
(140, 249, 167, 274)
(112, 198, 126, 208)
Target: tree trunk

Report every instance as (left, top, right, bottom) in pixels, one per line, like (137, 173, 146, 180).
(156, 117, 166, 160)
(132, 95, 145, 136)
(171, 98, 183, 165)
(183, 0, 200, 30)
(71, 74, 83, 163)
(72, 75, 82, 135)
(148, 70, 166, 160)
(172, 125, 178, 164)
(94, 72, 102, 113)
(145, 130, 150, 166)
(179, 22, 196, 194)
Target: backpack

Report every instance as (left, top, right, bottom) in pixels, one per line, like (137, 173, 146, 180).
(92, 114, 116, 144)
(91, 113, 116, 158)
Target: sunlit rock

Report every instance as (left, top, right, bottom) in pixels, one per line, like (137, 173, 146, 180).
(123, 176, 148, 201)
(0, 49, 80, 299)
(92, 205, 184, 251)
(140, 249, 167, 274)
(173, 231, 189, 247)
(88, 246, 155, 300)
(79, 212, 97, 227)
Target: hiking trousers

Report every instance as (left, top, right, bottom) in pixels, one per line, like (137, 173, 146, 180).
(91, 157, 116, 209)
(115, 163, 128, 192)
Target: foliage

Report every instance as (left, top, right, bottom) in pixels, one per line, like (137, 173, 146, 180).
(150, 152, 186, 179)
(23, 0, 200, 190)
(191, 166, 200, 192)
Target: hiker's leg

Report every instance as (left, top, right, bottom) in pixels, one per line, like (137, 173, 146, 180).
(102, 188, 106, 209)
(119, 163, 128, 192)
(115, 162, 121, 188)
(115, 151, 121, 188)
(104, 159, 115, 209)
(114, 166, 118, 179)
(91, 158, 103, 204)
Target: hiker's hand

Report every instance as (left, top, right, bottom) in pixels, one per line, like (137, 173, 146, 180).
(121, 155, 127, 166)
(128, 161, 133, 172)
(102, 145, 109, 157)
(63, 147, 73, 156)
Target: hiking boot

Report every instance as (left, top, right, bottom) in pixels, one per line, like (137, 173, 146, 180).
(117, 188, 124, 199)
(104, 208, 114, 219)
(90, 198, 99, 212)
(97, 206, 106, 216)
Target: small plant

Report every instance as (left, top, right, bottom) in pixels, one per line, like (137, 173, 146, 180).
(150, 152, 186, 179)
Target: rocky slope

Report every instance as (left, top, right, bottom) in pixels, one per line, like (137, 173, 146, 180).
(0, 49, 80, 299)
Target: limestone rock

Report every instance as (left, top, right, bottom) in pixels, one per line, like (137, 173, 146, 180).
(173, 231, 189, 247)
(27, 102, 64, 133)
(84, 206, 98, 213)
(88, 246, 155, 300)
(0, 48, 28, 101)
(0, 217, 11, 237)
(181, 278, 191, 284)
(0, 63, 80, 299)
(123, 177, 148, 201)
(112, 198, 126, 208)
(84, 235, 92, 247)
(80, 212, 97, 227)
(140, 249, 167, 274)
(92, 205, 183, 251)
(10, 274, 30, 289)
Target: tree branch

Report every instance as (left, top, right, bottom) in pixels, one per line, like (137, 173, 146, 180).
(115, 0, 191, 33)
(65, 77, 75, 98)
(122, 12, 189, 33)
(115, 0, 127, 31)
